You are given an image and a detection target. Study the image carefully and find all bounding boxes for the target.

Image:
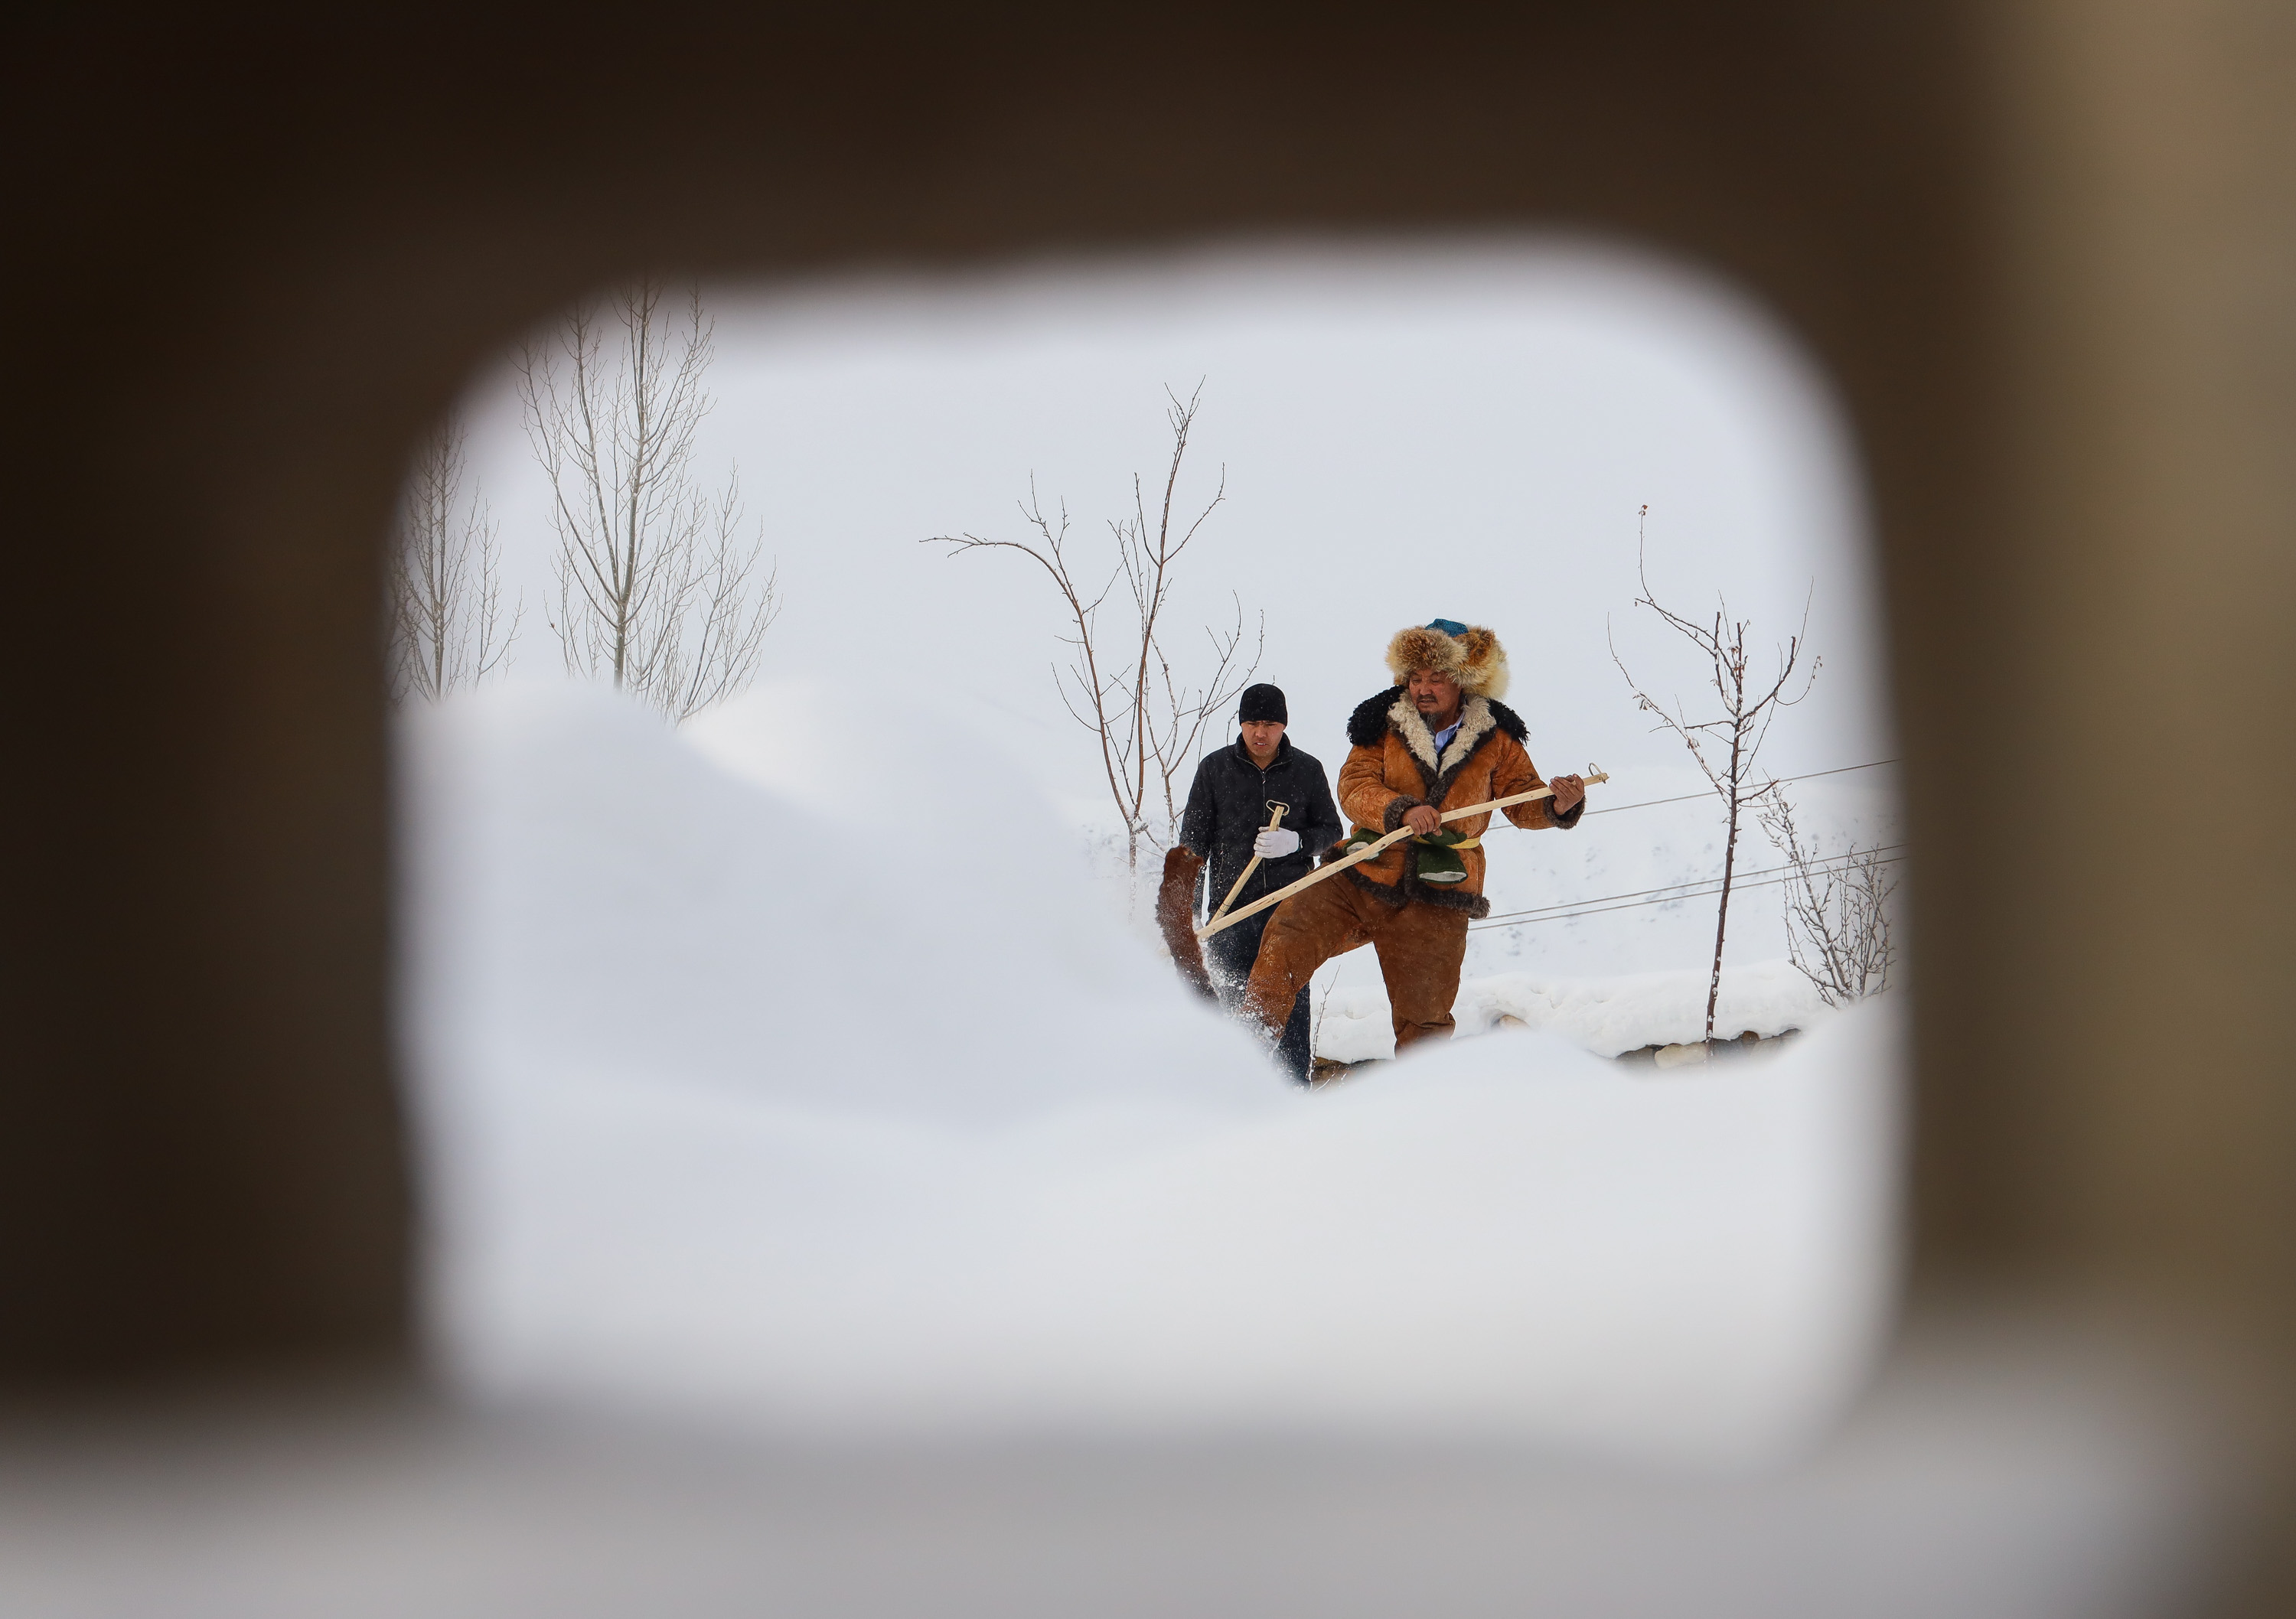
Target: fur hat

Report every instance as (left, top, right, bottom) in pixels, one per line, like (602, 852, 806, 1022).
(1384, 619, 1510, 700)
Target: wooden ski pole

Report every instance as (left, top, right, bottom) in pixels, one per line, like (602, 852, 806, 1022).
(1202, 800, 1290, 933)
(1198, 770, 1607, 941)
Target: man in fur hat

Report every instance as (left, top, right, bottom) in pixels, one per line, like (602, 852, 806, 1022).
(1156, 682, 1340, 1083)
(1243, 621, 1586, 1055)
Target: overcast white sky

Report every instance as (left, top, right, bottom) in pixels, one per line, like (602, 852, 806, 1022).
(455, 238, 1890, 836)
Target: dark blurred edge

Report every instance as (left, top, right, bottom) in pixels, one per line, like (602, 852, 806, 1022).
(2, 3, 2290, 1604)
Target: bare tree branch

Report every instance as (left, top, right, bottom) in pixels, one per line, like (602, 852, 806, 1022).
(927, 385, 1259, 878)
(1760, 789, 1900, 1006)
(387, 412, 521, 702)
(1610, 506, 1819, 1049)
(518, 280, 781, 722)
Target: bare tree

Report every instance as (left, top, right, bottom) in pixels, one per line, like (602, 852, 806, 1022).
(1760, 789, 1900, 1006)
(517, 279, 781, 723)
(929, 385, 1262, 872)
(388, 412, 519, 702)
(1611, 507, 1817, 1050)
(1142, 598, 1264, 862)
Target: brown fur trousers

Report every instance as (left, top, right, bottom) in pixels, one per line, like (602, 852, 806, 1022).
(1246, 878, 1471, 1054)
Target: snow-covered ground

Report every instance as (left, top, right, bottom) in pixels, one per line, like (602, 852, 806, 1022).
(1318, 960, 1828, 1065)
(397, 680, 1903, 1464)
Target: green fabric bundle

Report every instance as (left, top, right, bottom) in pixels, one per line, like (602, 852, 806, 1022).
(1342, 825, 1480, 884)
(1411, 829, 1476, 884)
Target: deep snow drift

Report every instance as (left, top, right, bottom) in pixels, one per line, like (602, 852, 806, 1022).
(399, 681, 1901, 1463)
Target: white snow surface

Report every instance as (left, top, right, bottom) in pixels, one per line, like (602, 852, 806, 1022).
(399, 679, 1903, 1464)
(1316, 960, 1828, 1065)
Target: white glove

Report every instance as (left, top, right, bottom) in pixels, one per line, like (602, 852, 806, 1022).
(1253, 827, 1303, 858)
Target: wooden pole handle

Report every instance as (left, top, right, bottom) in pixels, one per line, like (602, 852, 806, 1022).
(1202, 800, 1290, 933)
(1198, 772, 1606, 941)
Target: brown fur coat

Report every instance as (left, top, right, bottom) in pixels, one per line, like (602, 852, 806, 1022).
(1333, 687, 1582, 918)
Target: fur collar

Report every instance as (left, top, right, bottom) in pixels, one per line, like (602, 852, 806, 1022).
(1345, 686, 1406, 748)
(1389, 695, 1445, 774)
(1345, 686, 1526, 763)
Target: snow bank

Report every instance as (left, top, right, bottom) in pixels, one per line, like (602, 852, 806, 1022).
(1316, 961, 1829, 1064)
(398, 680, 1902, 1464)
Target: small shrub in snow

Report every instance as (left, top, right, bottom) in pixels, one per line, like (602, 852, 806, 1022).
(1760, 789, 1900, 1006)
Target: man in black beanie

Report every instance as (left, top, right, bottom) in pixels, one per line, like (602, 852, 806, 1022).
(1159, 682, 1341, 1083)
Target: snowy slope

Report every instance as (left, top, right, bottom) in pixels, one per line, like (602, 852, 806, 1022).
(397, 680, 1902, 1464)
(1317, 960, 1829, 1065)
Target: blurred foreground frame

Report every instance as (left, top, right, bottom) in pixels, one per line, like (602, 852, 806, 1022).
(4, 6, 2291, 1614)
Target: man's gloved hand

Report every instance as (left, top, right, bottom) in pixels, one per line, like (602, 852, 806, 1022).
(1254, 827, 1302, 858)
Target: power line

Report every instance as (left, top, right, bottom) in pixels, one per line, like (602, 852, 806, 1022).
(1469, 859, 1906, 930)
(1477, 842, 1907, 926)
(1456, 757, 1906, 933)
(1469, 851, 1906, 932)
(1583, 757, 1900, 817)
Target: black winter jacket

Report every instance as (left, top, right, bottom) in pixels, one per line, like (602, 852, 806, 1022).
(1178, 737, 1342, 919)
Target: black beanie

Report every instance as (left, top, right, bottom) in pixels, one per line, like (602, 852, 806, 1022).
(1238, 683, 1287, 725)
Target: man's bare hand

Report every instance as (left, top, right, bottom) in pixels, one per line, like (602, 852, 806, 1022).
(1403, 804, 1442, 836)
(1548, 774, 1587, 816)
